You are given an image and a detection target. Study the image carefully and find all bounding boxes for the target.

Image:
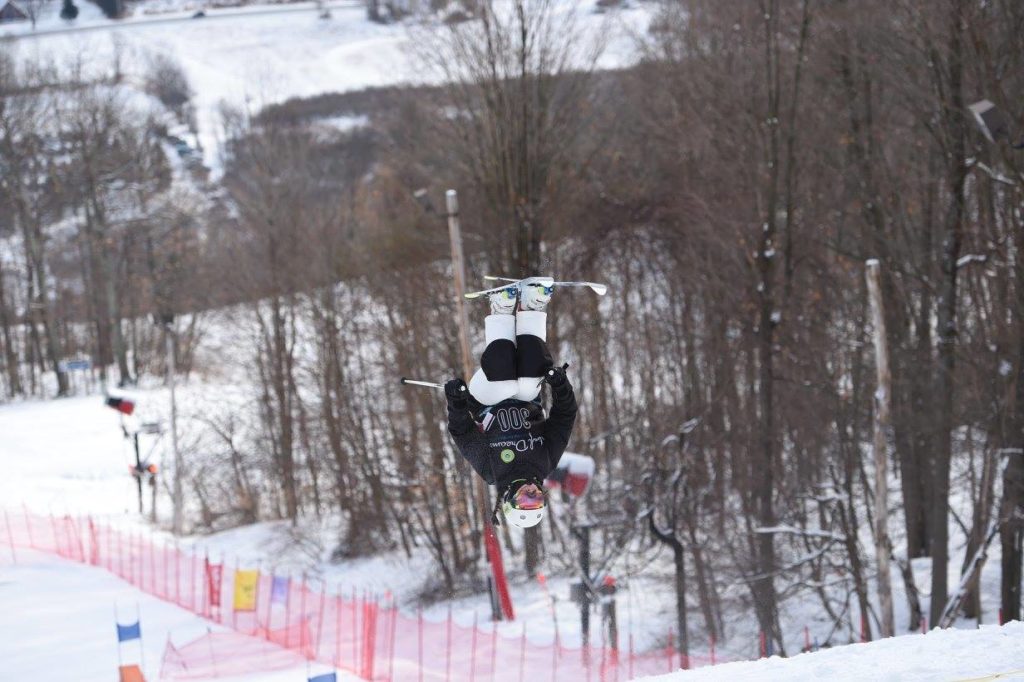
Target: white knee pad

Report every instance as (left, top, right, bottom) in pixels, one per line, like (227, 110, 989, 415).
(469, 368, 518, 406)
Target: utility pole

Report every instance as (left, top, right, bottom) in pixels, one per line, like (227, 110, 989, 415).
(866, 259, 894, 637)
(445, 189, 514, 621)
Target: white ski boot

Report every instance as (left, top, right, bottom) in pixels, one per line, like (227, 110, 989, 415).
(519, 280, 553, 311)
(489, 286, 518, 315)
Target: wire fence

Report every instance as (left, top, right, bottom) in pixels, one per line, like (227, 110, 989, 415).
(1, 508, 722, 680)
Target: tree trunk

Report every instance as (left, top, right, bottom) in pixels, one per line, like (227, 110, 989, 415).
(866, 260, 894, 636)
(929, 0, 967, 627)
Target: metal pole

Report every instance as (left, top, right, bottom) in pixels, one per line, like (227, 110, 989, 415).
(134, 433, 143, 515)
(578, 525, 592, 648)
(167, 325, 183, 536)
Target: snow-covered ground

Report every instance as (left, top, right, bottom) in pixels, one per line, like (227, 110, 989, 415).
(1, 392, 1021, 681)
(639, 621, 1024, 682)
(0, 548, 359, 682)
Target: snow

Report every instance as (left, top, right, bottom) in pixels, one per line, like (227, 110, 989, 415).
(0, 548, 361, 681)
(4, 0, 653, 173)
(637, 622, 1024, 681)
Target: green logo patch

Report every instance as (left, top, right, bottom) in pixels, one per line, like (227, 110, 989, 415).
(500, 449, 515, 463)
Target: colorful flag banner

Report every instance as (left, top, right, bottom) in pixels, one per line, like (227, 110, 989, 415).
(270, 575, 289, 604)
(308, 673, 337, 682)
(233, 569, 259, 611)
(116, 620, 141, 642)
(206, 561, 223, 608)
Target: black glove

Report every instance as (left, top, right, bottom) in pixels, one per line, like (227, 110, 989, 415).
(444, 378, 468, 408)
(544, 363, 569, 389)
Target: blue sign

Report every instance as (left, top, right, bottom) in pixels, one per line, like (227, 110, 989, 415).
(59, 359, 92, 371)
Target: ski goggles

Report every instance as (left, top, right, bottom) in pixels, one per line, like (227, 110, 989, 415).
(528, 284, 555, 295)
(512, 483, 546, 510)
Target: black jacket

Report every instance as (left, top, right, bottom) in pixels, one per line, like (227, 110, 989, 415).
(447, 380, 578, 493)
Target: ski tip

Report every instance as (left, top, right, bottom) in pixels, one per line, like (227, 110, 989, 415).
(592, 284, 608, 296)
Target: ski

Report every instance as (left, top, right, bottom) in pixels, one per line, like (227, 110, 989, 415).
(464, 276, 554, 300)
(482, 275, 608, 296)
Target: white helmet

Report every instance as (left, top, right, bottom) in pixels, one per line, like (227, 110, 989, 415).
(500, 480, 546, 529)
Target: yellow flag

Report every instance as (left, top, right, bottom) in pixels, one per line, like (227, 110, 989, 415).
(233, 569, 259, 611)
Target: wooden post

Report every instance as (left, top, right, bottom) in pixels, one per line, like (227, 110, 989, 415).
(446, 189, 514, 622)
(866, 259, 894, 638)
(445, 190, 474, 384)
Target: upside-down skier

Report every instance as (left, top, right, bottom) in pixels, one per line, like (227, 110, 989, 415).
(444, 279, 578, 529)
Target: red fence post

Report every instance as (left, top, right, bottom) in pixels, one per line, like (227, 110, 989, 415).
(628, 632, 634, 680)
(519, 623, 527, 682)
(387, 598, 398, 682)
(469, 611, 478, 682)
(332, 593, 342, 668)
(3, 509, 16, 564)
(490, 621, 498, 680)
(446, 603, 453, 682)
(22, 506, 34, 549)
(315, 586, 326, 661)
(417, 608, 424, 682)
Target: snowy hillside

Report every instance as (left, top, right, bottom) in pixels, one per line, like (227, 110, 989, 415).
(3, 0, 652, 171)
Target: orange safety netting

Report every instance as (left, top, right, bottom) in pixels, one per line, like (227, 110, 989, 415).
(1, 508, 724, 680)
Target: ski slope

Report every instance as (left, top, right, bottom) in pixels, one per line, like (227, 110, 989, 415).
(0, 548, 357, 682)
(638, 621, 1024, 682)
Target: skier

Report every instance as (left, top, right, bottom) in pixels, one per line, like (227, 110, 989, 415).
(444, 279, 578, 529)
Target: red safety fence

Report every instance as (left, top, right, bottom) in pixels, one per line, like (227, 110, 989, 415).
(1, 508, 723, 680)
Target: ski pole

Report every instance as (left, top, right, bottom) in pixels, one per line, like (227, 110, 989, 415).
(399, 378, 446, 391)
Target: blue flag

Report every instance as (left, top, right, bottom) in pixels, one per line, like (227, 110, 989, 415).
(116, 621, 141, 642)
(270, 576, 289, 604)
(308, 673, 336, 682)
